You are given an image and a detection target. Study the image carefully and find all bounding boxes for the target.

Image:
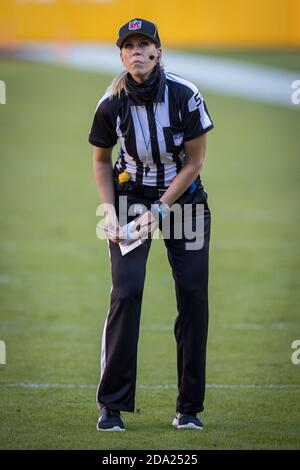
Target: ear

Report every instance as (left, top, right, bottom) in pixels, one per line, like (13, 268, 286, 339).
(156, 48, 162, 62)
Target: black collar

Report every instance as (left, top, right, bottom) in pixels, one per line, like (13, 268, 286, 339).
(127, 64, 166, 106)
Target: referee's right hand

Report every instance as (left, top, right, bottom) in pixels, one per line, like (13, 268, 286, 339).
(104, 213, 126, 244)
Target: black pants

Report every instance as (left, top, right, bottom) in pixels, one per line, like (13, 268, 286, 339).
(96, 185, 211, 415)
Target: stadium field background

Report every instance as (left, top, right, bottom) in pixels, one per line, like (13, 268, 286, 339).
(0, 51, 299, 449)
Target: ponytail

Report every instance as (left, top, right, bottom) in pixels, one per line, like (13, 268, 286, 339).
(107, 71, 129, 100)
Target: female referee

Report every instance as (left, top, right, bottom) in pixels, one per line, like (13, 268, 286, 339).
(89, 18, 214, 432)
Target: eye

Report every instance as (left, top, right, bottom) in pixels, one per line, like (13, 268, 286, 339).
(140, 41, 150, 47)
(123, 43, 133, 48)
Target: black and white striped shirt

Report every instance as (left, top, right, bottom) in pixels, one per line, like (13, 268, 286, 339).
(89, 71, 214, 188)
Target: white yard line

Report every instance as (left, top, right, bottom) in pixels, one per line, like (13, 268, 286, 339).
(0, 382, 298, 390)
(0, 322, 289, 332)
(7, 42, 300, 108)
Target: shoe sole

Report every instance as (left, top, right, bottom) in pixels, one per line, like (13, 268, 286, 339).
(96, 425, 125, 432)
(172, 418, 203, 430)
(177, 424, 203, 430)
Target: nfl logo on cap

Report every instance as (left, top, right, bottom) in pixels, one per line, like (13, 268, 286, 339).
(129, 19, 142, 31)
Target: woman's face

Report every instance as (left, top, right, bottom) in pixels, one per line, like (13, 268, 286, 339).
(120, 34, 162, 83)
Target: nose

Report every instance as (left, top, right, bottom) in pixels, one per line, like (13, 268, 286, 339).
(132, 45, 142, 55)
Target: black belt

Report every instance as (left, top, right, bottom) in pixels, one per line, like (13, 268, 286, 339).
(114, 179, 166, 199)
(114, 177, 200, 200)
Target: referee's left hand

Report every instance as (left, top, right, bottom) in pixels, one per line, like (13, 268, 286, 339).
(130, 210, 158, 241)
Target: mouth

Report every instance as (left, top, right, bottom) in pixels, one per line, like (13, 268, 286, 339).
(132, 60, 143, 65)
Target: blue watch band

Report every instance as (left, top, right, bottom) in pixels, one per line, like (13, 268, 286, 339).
(152, 200, 170, 221)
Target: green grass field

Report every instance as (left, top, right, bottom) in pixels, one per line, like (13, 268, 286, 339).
(0, 54, 300, 450)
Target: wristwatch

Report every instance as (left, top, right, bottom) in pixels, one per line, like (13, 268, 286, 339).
(152, 200, 170, 222)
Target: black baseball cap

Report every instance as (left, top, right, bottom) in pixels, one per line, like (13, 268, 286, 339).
(116, 18, 161, 49)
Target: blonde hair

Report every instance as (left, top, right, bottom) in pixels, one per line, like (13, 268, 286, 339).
(107, 62, 164, 100)
(107, 71, 129, 100)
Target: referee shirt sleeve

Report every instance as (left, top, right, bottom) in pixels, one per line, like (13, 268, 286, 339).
(88, 96, 118, 148)
(182, 89, 214, 142)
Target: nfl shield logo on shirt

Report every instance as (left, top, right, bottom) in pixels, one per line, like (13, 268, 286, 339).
(173, 132, 184, 146)
(129, 20, 142, 31)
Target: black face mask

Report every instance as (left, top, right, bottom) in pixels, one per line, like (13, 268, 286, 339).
(126, 64, 164, 105)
